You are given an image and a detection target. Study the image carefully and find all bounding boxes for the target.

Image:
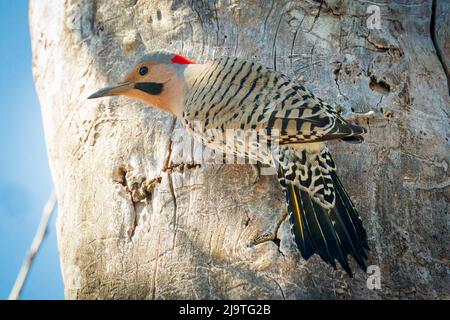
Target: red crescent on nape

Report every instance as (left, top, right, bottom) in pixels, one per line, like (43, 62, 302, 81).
(171, 54, 195, 64)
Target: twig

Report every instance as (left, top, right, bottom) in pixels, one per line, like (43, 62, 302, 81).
(8, 191, 57, 300)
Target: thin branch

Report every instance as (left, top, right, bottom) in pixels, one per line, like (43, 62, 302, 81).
(8, 191, 57, 300)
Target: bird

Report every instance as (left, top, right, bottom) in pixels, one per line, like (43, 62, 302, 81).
(88, 50, 370, 276)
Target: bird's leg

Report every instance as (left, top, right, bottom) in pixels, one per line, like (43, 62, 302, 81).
(250, 232, 274, 246)
(250, 161, 261, 185)
(250, 209, 288, 247)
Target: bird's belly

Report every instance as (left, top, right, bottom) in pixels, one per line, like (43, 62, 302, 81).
(187, 127, 273, 165)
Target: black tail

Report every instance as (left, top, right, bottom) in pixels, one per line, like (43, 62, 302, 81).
(278, 149, 369, 276)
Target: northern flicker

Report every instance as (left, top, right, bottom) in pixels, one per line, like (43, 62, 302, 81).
(89, 50, 369, 276)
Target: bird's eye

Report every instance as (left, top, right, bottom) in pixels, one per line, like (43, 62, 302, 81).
(139, 66, 149, 76)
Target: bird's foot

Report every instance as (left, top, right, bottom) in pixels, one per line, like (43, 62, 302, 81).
(249, 210, 288, 247)
(250, 232, 275, 247)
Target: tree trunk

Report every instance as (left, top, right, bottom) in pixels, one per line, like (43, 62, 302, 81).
(30, 0, 449, 299)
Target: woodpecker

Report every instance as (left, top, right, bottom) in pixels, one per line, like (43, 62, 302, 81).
(89, 50, 369, 276)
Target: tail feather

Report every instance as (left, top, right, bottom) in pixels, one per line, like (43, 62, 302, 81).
(285, 179, 357, 275)
(285, 184, 315, 259)
(332, 171, 370, 252)
(299, 186, 335, 267)
(278, 145, 369, 276)
(311, 199, 353, 274)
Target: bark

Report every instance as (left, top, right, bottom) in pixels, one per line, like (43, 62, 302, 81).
(30, 0, 449, 299)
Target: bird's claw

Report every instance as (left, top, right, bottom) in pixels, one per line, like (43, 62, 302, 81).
(249, 232, 274, 247)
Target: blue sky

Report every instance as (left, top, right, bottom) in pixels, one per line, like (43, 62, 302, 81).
(0, 1, 64, 299)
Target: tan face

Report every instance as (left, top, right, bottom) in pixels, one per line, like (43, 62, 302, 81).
(88, 60, 185, 116)
(124, 61, 173, 84)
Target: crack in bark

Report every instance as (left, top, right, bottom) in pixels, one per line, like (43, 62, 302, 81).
(213, 0, 220, 46)
(376, 96, 384, 110)
(189, 1, 206, 57)
(167, 171, 177, 247)
(162, 118, 178, 245)
(128, 198, 138, 238)
(150, 231, 161, 299)
(180, 26, 184, 53)
(403, 179, 450, 191)
(272, 13, 283, 71)
(430, 0, 450, 95)
(234, 32, 239, 57)
(112, 164, 139, 238)
(289, 15, 306, 66)
(266, 275, 286, 300)
(308, 0, 324, 32)
(333, 61, 348, 100)
(262, 0, 275, 36)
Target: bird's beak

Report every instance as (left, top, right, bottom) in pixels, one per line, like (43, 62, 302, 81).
(88, 82, 134, 99)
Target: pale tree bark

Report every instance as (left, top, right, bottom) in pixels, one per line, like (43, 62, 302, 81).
(30, 0, 449, 299)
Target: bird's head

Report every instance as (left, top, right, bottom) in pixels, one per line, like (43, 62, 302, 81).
(88, 50, 195, 116)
